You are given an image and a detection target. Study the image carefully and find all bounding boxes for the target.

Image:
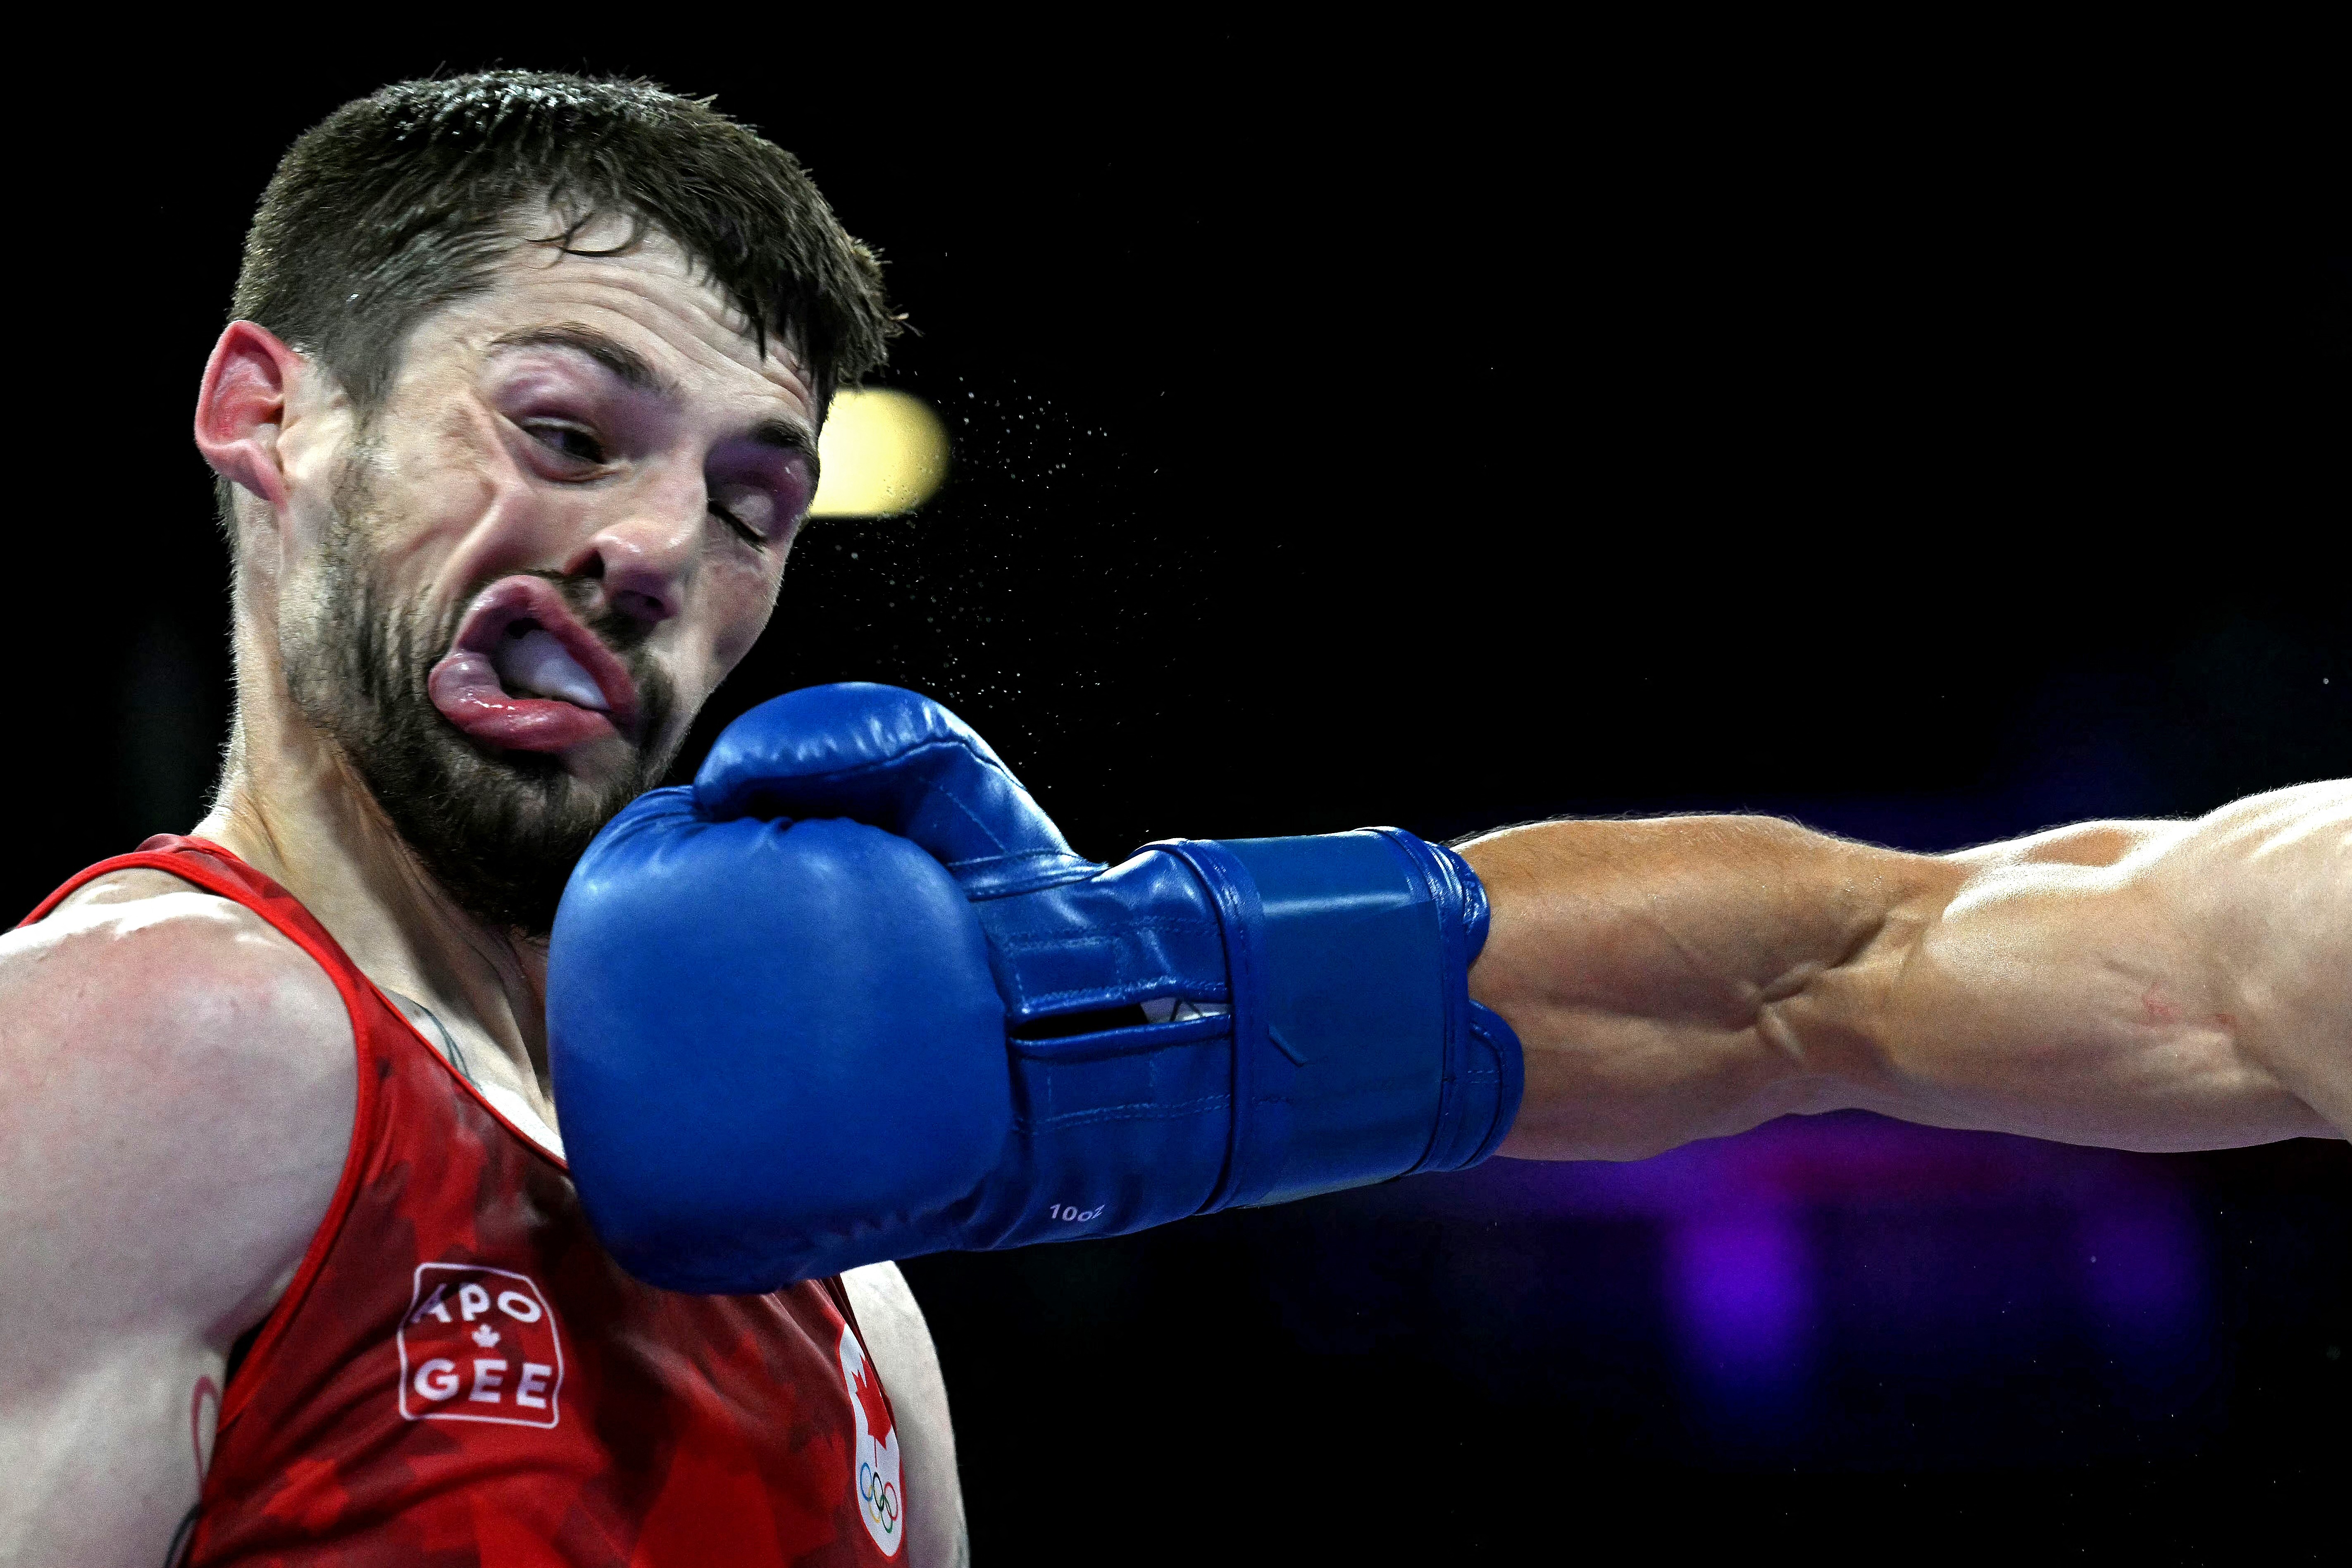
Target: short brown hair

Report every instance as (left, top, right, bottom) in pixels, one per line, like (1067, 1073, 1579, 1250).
(232, 70, 897, 413)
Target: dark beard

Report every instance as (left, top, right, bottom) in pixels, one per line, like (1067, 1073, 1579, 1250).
(282, 477, 681, 935)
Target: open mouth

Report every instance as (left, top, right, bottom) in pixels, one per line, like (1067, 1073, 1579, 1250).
(427, 578, 642, 754)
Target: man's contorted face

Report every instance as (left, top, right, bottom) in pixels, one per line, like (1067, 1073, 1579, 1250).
(272, 217, 818, 929)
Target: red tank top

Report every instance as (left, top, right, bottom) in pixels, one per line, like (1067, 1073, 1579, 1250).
(24, 839, 907, 1567)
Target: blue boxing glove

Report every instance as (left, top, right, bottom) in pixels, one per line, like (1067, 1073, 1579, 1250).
(549, 683, 1522, 1292)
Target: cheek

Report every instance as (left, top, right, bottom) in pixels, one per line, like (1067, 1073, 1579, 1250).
(701, 549, 788, 679)
(370, 414, 567, 587)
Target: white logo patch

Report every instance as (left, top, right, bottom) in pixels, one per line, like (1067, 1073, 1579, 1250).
(838, 1325, 904, 1556)
(397, 1263, 565, 1429)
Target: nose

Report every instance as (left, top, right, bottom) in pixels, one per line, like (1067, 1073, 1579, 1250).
(565, 469, 704, 627)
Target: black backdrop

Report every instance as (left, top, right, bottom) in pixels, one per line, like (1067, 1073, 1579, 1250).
(19, 30, 2348, 1562)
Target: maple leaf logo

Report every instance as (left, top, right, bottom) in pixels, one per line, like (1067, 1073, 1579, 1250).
(851, 1352, 895, 1447)
(471, 1323, 500, 1348)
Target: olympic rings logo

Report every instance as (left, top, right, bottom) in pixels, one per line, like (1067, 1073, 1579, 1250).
(860, 1459, 901, 1534)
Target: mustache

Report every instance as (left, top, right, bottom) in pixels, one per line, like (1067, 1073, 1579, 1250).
(527, 571, 656, 661)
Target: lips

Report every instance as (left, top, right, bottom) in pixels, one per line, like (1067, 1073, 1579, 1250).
(428, 578, 641, 753)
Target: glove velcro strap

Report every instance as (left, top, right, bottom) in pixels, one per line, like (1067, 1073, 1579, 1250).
(1461, 1002, 1527, 1168)
(1365, 833, 1524, 1174)
(1152, 831, 1476, 1210)
(1370, 830, 1478, 1177)
(1140, 839, 1284, 1214)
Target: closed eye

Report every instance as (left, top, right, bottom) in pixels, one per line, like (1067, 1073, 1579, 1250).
(710, 498, 763, 544)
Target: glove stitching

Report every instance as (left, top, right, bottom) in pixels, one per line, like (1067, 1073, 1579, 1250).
(1007, 975, 1214, 1008)
(991, 919, 1220, 951)
(1015, 1094, 1232, 1129)
(946, 848, 1088, 870)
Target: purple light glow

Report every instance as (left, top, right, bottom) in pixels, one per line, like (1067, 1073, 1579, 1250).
(1367, 1110, 2215, 1440)
(2076, 1200, 2207, 1391)
(1667, 1210, 1812, 1390)
(1400, 1112, 2190, 1225)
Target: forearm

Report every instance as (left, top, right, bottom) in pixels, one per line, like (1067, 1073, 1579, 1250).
(1464, 791, 2346, 1161)
(1462, 815, 1961, 1160)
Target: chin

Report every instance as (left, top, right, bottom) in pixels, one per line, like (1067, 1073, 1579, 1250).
(547, 731, 652, 786)
(353, 729, 649, 934)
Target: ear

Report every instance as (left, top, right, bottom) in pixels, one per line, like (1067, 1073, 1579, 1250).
(194, 322, 304, 511)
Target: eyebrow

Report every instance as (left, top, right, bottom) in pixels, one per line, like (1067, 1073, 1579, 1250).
(746, 417, 820, 468)
(489, 324, 677, 398)
(487, 323, 820, 467)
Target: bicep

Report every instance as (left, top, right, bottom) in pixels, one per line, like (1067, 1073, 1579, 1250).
(0, 1339, 221, 1564)
(0, 890, 355, 1561)
(842, 1263, 967, 1568)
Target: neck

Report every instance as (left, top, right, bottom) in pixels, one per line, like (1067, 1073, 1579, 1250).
(198, 628, 554, 1106)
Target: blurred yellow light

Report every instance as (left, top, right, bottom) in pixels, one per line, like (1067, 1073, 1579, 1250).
(809, 388, 949, 517)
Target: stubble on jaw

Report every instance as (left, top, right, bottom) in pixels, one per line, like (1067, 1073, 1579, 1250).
(279, 439, 682, 935)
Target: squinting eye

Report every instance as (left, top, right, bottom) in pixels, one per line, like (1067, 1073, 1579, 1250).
(527, 422, 606, 465)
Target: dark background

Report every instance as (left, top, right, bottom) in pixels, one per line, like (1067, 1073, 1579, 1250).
(21, 30, 2347, 1563)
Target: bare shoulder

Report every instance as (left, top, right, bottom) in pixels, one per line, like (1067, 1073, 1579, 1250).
(0, 866, 357, 1347)
(0, 873, 355, 1568)
(7, 866, 351, 1034)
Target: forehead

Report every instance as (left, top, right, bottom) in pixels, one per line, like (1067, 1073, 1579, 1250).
(397, 216, 817, 423)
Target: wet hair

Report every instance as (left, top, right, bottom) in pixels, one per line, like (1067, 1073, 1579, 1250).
(231, 70, 897, 416)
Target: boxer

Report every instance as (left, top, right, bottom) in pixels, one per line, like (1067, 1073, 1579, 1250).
(1, 65, 2345, 1568)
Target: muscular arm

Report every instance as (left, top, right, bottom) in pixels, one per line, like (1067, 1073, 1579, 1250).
(1467, 781, 2350, 1160)
(0, 874, 353, 1566)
